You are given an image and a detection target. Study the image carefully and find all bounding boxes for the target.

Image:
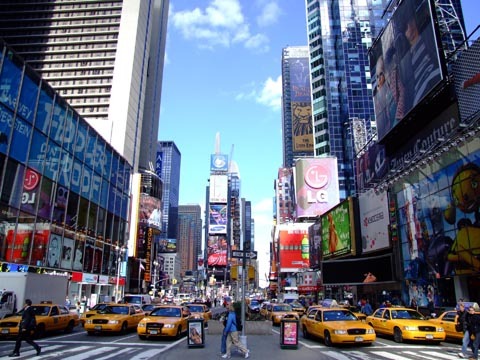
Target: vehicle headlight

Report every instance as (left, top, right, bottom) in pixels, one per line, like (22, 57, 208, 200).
(334, 329, 347, 335)
(366, 328, 375, 334)
(164, 324, 175, 328)
(437, 327, 444, 332)
(138, 322, 146, 328)
(108, 320, 119, 324)
(403, 326, 418, 331)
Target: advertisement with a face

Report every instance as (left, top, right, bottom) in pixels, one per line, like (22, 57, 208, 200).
(61, 236, 74, 269)
(370, 0, 444, 141)
(278, 223, 312, 272)
(294, 157, 340, 219)
(320, 198, 357, 260)
(207, 235, 227, 267)
(359, 189, 390, 253)
(355, 144, 388, 191)
(138, 194, 162, 231)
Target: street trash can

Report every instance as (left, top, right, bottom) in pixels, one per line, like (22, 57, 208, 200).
(280, 316, 299, 349)
(187, 319, 205, 348)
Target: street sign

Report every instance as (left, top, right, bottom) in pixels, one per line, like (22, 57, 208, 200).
(231, 250, 257, 260)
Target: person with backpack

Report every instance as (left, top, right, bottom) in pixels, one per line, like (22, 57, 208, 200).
(222, 303, 249, 359)
(9, 299, 41, 357)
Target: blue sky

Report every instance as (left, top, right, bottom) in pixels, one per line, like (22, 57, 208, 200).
(158, 0, 479, 288)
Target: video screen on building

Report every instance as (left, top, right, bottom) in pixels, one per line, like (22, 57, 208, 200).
(370, 0, 445, 141)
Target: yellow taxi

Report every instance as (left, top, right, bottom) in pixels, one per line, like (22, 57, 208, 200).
(289, 301, 306, 317)
(83, 304, 145, 335)
(0, 302, 79, 338)
(260, 302, 271, 318)
(137, 305, 191, 340)
(185, 303, 212, 325)
(79, 303, 112, 326)
(267, 303, 299, 326)
(366, 307, 445, 343)
(300, 307, 375, 346)
(429, 310, 464, 341)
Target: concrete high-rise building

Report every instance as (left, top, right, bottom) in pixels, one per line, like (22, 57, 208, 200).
(0, 0, 169, 172)
(157, 141, 181, 239)
(177, 205, 202, 276)
(281, 46, 314, 168)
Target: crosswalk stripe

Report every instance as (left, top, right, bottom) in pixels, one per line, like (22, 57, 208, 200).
(415, 350, 460, 359)
(92, 347, 137, 360)
(371, 351, 414, 359)
(61, 346, 117, 360)
(322, 351, 355, 359)
(129, 348, 165, 359)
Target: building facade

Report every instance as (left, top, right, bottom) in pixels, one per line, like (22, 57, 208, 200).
(157, 141, 181, 239)
(177, 204, 202, 279)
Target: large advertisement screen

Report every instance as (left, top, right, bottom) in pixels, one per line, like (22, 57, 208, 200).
(277, 222, 312, 272)
(355, 143, 388, 191)
(209, 175, 228, 203)
(370, 0, 445, 141)
(138, 194, 162, 231)
(320, 198, 357, 260)
(289, 57, 313, 153)
(294, 158, 340, 218)
(358, 189, 391, 254)
(322, 254, 394, 285)
(208, 204, 227, 234)
(207, 235, 227, 267)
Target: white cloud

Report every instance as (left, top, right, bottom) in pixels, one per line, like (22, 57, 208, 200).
(170, 0, 270, 51)
(256, 75, 282, 111)
(256, 2, 282, 27)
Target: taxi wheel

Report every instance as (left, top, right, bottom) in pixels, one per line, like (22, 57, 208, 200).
(393, 328, 403, 343)
(64, 320, 75, 333)
(175, 327, 182, 339)
(139, 335, 147, 340)
(302, 325, 309, 339)
(324, 331, 333, 347)
(120, 322, 128, 334)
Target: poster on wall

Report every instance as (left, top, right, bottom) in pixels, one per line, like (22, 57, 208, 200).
(277, 222, 312, 272)
(47, 233, 62, 268)
(207, 235, 227, 266)
(358, 189, 390, 253)
(396, 143, 480, 289)
(61, 237, 74, 269)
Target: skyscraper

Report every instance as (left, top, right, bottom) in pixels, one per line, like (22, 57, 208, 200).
(306, 0, 388, 198)
(281, 46, 314, 168)
(157, 141, 181, 239)
(178, 205, 202, 276)
(0, 0, 169, 172)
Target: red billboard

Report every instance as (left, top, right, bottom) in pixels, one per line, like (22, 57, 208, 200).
(207, 235, 227, 267)
(294, 157, 340, 218)
(277, 223, 312, 272)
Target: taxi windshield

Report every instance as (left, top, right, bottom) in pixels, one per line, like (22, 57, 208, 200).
(151, 307, 181, 317)
(100, 306, 129, 315)
(323, 310, 357, 321)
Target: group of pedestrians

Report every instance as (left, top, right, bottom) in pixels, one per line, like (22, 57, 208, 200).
(457, 301, 480, 360)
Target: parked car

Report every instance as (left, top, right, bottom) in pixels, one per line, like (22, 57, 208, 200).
(137, 305, 191, 339)
(0, 302, 79, 338)
(300, 306, 375, 346)
(247, 299, 261, 314)
(83, 304, 145, 335)
(366, 307, 445, 343)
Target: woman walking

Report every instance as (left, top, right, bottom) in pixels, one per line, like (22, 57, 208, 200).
(222, 303, 249, 359)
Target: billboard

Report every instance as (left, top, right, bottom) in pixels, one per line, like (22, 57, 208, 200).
(320, 198, 357, 260)
(277, 222, 312, 272)
(210, 154, 228, 172)
(138, 194, 162, 230)
(207, 235, 227, 267)
(358, 189, 390, 254)
(294, 157, 340, 218)
(290, 57, 313, 153)
(209, 175, 228, 203)
(308, 221, 322, 270)
(157, 238, 177, 253)
(355, 143, 388, 191)
(322, 254, 394, 285)
(208, 204, 227, 234)
(370, 0, 445, 141)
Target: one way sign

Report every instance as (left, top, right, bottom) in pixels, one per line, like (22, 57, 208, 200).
(231, 250, 257, 260)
